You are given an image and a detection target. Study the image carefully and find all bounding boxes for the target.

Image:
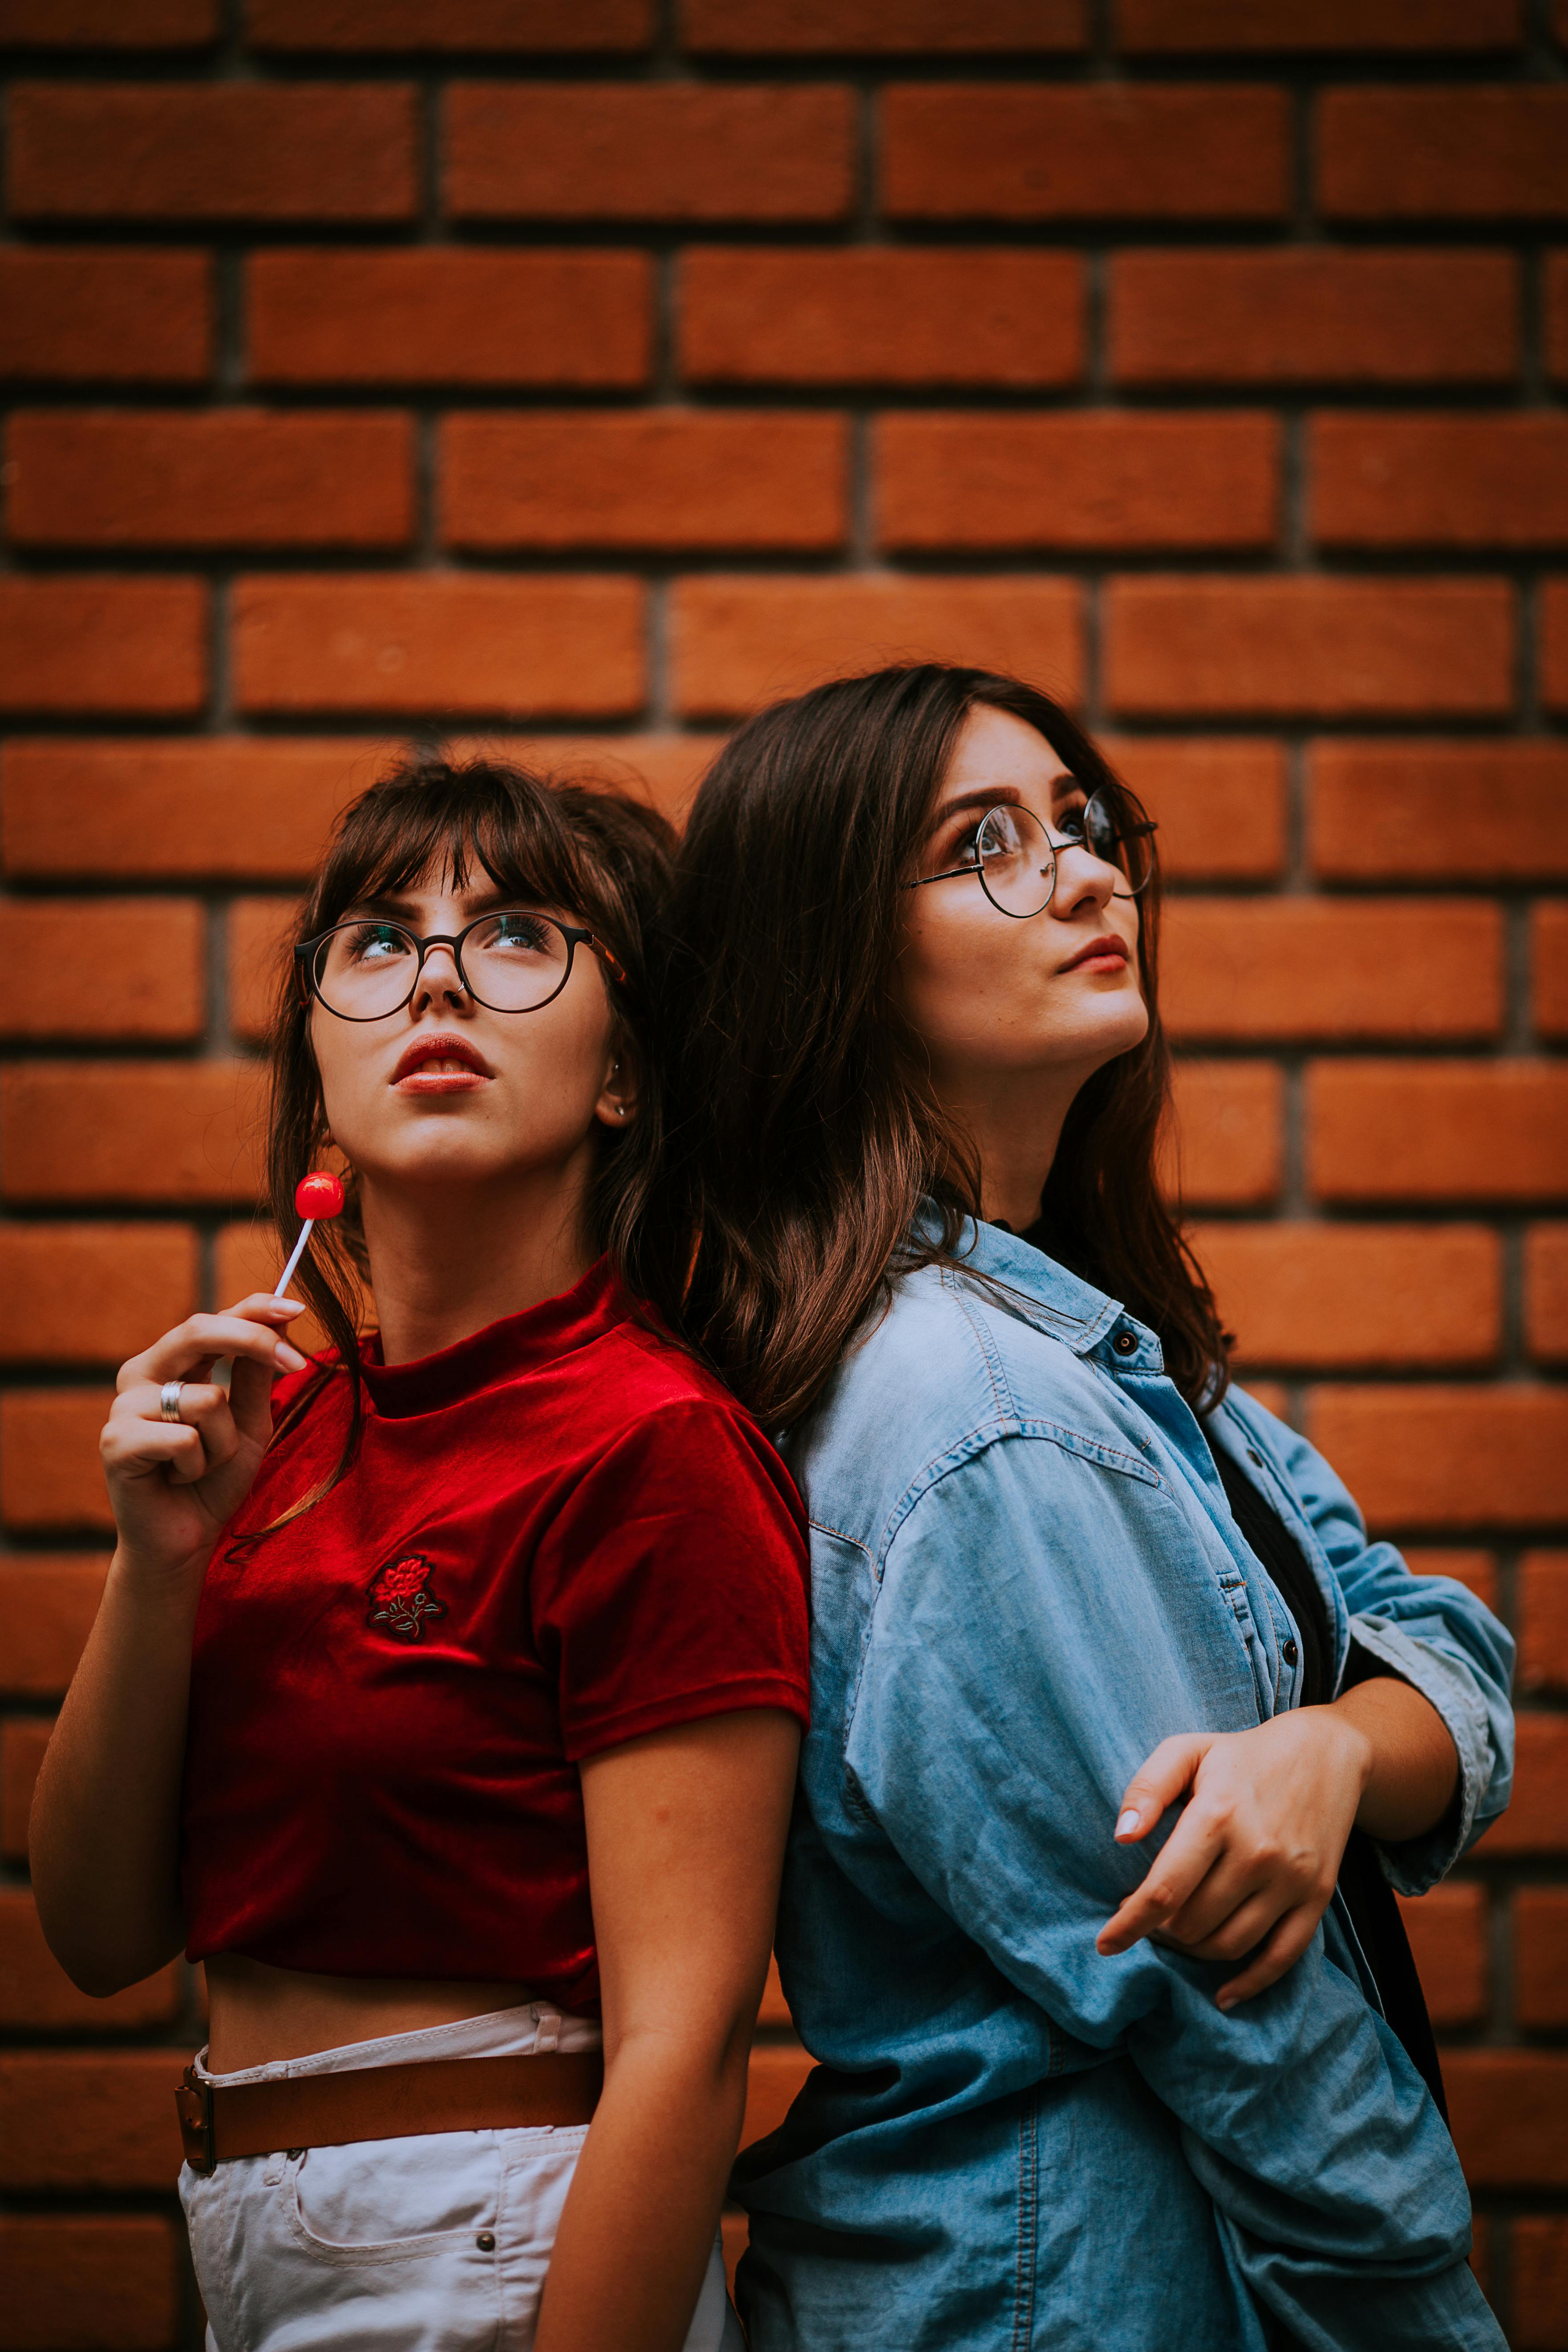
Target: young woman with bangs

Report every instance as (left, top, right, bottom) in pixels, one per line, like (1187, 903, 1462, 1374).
(31, 757, 810, 2352)
(629, 665, 1514, 2352)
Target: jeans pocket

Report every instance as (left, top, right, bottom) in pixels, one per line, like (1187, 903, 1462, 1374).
(285, 2131, 504, 2269)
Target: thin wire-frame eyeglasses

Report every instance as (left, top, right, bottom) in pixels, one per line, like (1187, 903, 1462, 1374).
(296, 910, 627, 1023)
(904, 791, 1156, 921)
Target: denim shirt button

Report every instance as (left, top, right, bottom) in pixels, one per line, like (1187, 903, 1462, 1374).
(1113, 1330, 1138, 1356)
(1246, 1446, 1264, 1466)
(1281, 1638, 1299, 1667)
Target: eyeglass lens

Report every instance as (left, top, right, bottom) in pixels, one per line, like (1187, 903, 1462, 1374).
(975, 804, 1058, 918)
(312, 912, 572, 1019)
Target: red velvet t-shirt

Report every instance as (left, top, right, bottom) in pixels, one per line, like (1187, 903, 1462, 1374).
(181, 1259, 810, 2014)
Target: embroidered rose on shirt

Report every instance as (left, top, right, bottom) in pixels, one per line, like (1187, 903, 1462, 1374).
(367, 1553, 446, 1643)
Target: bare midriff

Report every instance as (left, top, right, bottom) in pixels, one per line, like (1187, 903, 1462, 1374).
(204, 1952, 538, 2072)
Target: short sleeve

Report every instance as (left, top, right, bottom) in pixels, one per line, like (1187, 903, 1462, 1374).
(531, 1400, 810, 1761)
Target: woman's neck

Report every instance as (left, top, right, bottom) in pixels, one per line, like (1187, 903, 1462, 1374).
(944, 1063, 1090, 1232)
(359, 1164, 598, 1364)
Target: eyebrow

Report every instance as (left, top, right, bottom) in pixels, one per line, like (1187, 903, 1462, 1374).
(342, 887, 519, 924)
(929, 774, 1078, 829)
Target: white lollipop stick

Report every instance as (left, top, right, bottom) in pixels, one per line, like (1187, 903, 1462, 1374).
(274, 1219, 315, 1301)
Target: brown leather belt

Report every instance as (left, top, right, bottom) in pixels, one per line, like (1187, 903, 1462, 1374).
(176, 2051, 603, 2176)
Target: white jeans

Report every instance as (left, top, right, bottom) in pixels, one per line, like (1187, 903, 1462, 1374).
(180, 2001, 744, 2352)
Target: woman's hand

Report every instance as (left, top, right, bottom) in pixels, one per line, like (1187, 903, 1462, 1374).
(101, 1295, 308, 1582)
(1094, 1708, 1374, 2010)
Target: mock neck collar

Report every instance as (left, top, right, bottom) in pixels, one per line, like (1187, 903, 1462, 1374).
(357, 1253, 623, 1417)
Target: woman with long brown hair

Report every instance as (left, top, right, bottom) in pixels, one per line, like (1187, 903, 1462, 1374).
(629, 665, 1512, 2352)
(31, 757, 810, 2352)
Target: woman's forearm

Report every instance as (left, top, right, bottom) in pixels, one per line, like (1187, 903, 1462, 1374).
(534, 2026, 750, 2352)
(30, 1550, 199, 1994)
(1333, 1672, 1459, 1844)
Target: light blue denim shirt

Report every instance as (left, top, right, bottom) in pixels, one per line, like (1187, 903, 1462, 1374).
(735, 1219, 1513, 2352)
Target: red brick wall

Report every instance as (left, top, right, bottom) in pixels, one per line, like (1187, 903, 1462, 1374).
(1, 3, 1565, 2345)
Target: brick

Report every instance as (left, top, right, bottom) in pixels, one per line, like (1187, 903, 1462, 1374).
(0, 2052, 185, 2192)
(1402, 1547, 1497, 1612)
(0, 899, 204, 1041)
(448, 730, 726, 829)
(446, 83, 853, 223)
(232, 575, 645, 718)
(0, 1389, 116, 1533)
(1161, 899, 1503, 1043)
(249, 0, 651, 44)
(1190, 1222, 1500, 1370)
(442, 412, 848, 552)
(680, 247, 1083, 389)
(1319, 88, 1568, 221)
(1313, 414, 1568, 551)
(1102, 737, 1286, 882)
(882, 84, 1288, 222)
(1105, 576, 1513, 719)
(740, 2044, 812, 2148)
(1, 1720, 50, 1860)
(1394, 1883, 1487, 2029)
(1, 737, 385, 883)
(0, 1224, 197, 1364)
(1447, 2052, 1568, 2187)
(1119, 0, 1519, 47)
(0, 247, 211, 385)
(876, 413, 1278, 553)
(1520, 1551, 1568, 1697)
(1539, 903, 1568, 1041)
(0, 0, 215, 33)
(1528, 1226, 1568, 1364)
(228, 896, 300, 1046)
(1110, 248, 1517, 389)
(1516, 1888, 1568, 2028)
(1515, 2216, 1568, 2351)
(1547, 579, 1568, 715)
(1308, 1061, 1568, 1204)
(0, 1557, 108, 1693)
(247, 248, 651, 389)
(0, 577, 205, 717)
(1306, 1388, 1568, 1532)
(682, 0, 1084, 49)
(8, 80, 418, 223)
(7, 408, 413, 551)
(1550, 254, 1568, 387)
(1162, 1061, 1283, 1209)
(0, 1061, 267, 1207)
(0, 1894, 181, 2033)
(671, 575, 1082, 718)
(0, 2215, 181, 2350)
(758, 1954, 791, 2028)
(1482, 1716, 1568, 1853)
(1309, 741, 1568, 883)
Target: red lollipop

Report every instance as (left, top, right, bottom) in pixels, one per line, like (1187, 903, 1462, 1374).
(275, 1170, 345, 1299)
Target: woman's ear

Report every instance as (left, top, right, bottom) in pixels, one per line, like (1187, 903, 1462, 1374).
(594, 1051, 638, 1132)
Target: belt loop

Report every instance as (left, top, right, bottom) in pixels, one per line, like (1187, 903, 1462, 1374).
(533, 2005, 561, 2054)
(176, 2062, 216, 2175)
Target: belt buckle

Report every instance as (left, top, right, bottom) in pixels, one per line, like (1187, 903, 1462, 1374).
(176, 2062, 216, 2175)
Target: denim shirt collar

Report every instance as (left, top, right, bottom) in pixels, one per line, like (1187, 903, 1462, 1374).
(916, 1205, 1161, 1373)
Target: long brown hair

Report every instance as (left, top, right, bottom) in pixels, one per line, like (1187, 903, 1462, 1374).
(255, 753, 674, 1530)
(624, 664, 1228, 1425)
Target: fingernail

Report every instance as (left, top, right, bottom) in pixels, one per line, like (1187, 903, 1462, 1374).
(1114, 1810, 1141, 1839)
(278, 1345, 308, 1371)
(276, 1296, 304, 1314)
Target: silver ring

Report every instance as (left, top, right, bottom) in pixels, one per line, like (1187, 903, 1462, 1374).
(158, 1381, 185, 1424)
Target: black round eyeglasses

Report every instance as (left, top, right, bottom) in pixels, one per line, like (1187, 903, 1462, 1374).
(905, 790, 1156, 920)
(296, 910, 627, 1023)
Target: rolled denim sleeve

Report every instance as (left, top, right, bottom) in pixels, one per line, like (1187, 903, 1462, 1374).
(846, 1435, 1502, 2352)
(1227, 1391, 1515, 1891)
